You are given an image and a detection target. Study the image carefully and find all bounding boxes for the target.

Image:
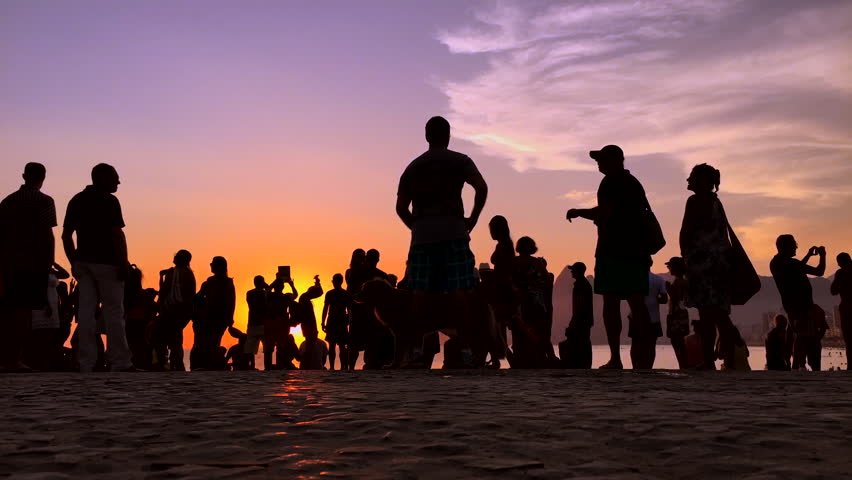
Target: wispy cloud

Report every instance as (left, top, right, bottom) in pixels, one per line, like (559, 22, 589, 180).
(561, 189, 596, 208)
(437, 0, 852, 201)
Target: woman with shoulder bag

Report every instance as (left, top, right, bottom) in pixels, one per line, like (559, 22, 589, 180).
(679, 164, 738, 370)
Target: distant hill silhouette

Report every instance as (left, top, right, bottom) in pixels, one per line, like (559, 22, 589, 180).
(552, 266, 840, 346)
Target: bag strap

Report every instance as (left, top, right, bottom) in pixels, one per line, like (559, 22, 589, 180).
(641, 191, 653, 212)
(717, 197, 742, 249)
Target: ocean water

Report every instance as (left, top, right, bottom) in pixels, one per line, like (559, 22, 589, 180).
(246, 344, 848, 372)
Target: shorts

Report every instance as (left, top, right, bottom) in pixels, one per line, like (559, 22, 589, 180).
(405, 239, 476, 292)
(325, 318, 349, 345)
(1, 270, 48, 309)
(594, 255, 650, 298)
(244, 325, 265, 354)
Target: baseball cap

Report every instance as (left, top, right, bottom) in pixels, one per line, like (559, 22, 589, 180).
(589, 145, 624, 161)
(664, 257, 685, 270)
(568, 262, 587, 273)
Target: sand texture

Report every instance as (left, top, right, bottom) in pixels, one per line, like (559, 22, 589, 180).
(1, 370, 851, 479)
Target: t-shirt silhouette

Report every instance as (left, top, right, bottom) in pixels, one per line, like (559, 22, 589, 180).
(199, 276, 236, 328)
(398, 149, 481, 245)
(0, 185, 57, 270)
(570, 276, 593, 329)
(595, 170, 647, 257)
(63, 185, 125, 265)
(832, 267, 852, 304)
(246, 288, 267, 327)
(324, 288, 349, 324)
(644, 273, 667, 325)
(770, 255, 813, 313)
(765, 327, 789, 370)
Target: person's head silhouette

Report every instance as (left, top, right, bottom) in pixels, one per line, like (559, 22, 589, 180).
(568, 262, 586, 280)
(489, 215, 511, 242)
(688, 163, 721, 193)
(366, 249, 380, 268)
(254, 275, 266, 289)
(23, 162, 46, 189)
(516, 236, 538, 256)
(92, 163, 120, 193)
(665, 257, 686, 277)
(774, 314, 788, 330)
(775, 234, 797, 257)
(174, 250, 192, 268)
(425, 116, 450, 149)
(350, 249, 366, 268)
(589, 145, 624, 176)
(210, 256, 228, 276)
(838, 252, 852, 269)
(332, 273, 344, 288)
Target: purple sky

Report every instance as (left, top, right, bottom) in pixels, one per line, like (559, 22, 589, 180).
(2, 0, 851, 301)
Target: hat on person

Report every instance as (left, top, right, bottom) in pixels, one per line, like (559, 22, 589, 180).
(664, 257, 685, 269)
(568, 262, 586, 274)
(589, 145, 624, 161)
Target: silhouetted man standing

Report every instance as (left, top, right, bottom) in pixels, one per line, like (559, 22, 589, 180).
(396, 116, 488, 367)
(362, 249, 392, 369)
(770, 235, 825, 370)
(62, 163, 134, 372)
(566, 145, 655, 369)
(831, 252, 852, 369)
(158, 249, 196, 371)
(0, 163, 56, 372)
(560, 262, 593, 368)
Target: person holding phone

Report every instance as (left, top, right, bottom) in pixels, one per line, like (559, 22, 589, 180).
(277, 266, 291, 283)
(770, 235, 826, 370)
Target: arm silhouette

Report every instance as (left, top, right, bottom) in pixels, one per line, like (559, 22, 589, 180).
(566, 206, 603, 223)
(41, 225, 55, 269)
(831, 272, 841, 296)
(465, 172, 488, 232)
(226, 282, 236, 327)
(803, 247, 827, 277)
(113, 227, 128, 265)
(396, 191, 414, 230)
(679, 196, 699, 257)
(321, 295, 329, 331)
(61, 227, 76, 266)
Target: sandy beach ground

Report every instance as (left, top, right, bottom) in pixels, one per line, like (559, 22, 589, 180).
(2, 371, 851, 479)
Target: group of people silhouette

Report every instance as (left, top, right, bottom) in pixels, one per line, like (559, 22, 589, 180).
(0, 117, 849, 372)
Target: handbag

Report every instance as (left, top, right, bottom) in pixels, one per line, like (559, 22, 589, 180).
(684, 332, 704, 368)
(641, 195, 666, 256)
(720, 202, 761, 305)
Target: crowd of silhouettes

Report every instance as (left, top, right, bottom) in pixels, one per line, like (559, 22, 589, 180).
(0, 118, 849, 372)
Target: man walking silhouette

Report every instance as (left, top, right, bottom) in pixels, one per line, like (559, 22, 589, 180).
(566, 145, 655, 369)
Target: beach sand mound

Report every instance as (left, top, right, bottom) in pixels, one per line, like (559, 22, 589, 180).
(1, 370, 851, 478)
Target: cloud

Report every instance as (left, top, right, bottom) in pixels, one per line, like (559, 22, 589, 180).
(561, 189, 596, 208)
(436, 0, 852, 202)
